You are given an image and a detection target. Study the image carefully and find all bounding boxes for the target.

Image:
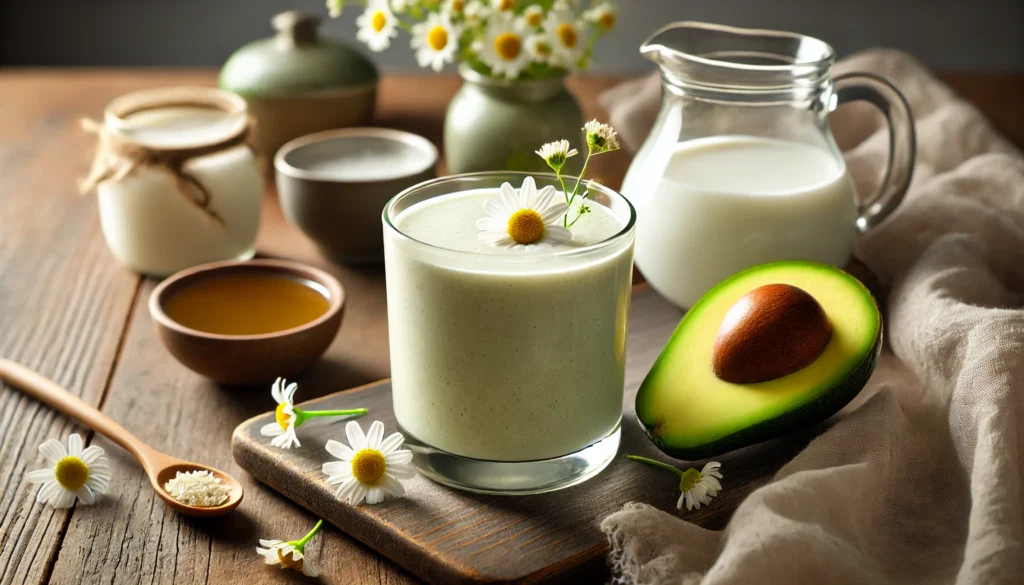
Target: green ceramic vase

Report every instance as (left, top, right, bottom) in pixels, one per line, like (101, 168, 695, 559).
(444, 67, 584, 174)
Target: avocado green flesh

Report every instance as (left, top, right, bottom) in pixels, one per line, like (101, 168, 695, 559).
(636, 261, 881, 460)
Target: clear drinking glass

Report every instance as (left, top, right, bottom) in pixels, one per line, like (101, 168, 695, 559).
(621, 22, 916, 309)
(382, 172, 636, 494)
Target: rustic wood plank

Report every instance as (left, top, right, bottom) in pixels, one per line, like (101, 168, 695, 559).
(0, 73, 140, 585)
(233, 286, 820, 584)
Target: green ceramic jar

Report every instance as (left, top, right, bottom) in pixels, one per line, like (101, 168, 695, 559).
(444, 67, 584, 174)
(219, 11, 379, 158)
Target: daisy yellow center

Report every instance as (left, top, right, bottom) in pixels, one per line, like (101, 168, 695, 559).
(497, 0, 513, 10)
(679, 468, 702, 492)
(452, 0, 464, 10)
(494, 33, 521, 60)
(556, 24, 577, 48)
(351, 449, 387, 486)
(371, 10, 387, 32)
(599, 12, 616, 30)
(526, 12, 542, 26)
(427, 25, 449, 51)
(277, 548, 304, 571)
(275, 403, 291, 431)
(533, 40, 551, 56)
(54, 456, 89, 491)
(507, 209, 545, 245)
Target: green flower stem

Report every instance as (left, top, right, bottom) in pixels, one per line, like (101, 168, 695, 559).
(293, 408, 368, 426)
(291, 519, 324, 551)
(562, 150, 594, 227)
(571, 151, 594, 201)
(627, 455, 685, 478)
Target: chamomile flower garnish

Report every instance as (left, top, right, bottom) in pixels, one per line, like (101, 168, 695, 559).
(584, 119, 621, 153)
(530, 120, 619, 227)
(256, 519, 323, 577)
(584, 1, 616, 31)
(544, 7, 586, 68)
(475, 15, 531, 79)
(26, 433, 111, 508)
(323, 420, 415, 505)
(356, 0, 399, 52)
(523, 5, 545, 27)
(476, 177, 571, 248)
(260, 378, 368, 450)
(412, 12, 462, 72)
(628, 456, 724, 511)
(535, 139, 578, 171)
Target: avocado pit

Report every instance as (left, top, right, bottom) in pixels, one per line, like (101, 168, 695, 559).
(712, 283, 832, 384)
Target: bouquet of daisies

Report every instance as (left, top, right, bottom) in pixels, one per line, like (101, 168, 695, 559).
(327, 0, 617, 80)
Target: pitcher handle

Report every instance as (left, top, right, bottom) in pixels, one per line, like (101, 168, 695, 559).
(833, 72, 916, 232)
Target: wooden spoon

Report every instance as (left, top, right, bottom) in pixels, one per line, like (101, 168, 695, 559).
(0, 358, 243, 517)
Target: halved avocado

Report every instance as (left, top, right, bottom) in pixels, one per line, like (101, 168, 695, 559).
(636, 261, 881, 460)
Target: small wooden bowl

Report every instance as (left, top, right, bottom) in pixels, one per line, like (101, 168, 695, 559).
(149, 259, 345, 386)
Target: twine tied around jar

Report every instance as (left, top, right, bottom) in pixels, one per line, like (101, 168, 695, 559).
(79, 87, 256, 227)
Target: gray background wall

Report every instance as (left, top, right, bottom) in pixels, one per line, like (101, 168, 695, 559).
(2, 0, 1022, 72)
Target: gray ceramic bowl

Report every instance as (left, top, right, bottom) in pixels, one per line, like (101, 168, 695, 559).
(275, 128, 437, 263)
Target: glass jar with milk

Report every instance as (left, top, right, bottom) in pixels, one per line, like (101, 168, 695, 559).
(84, 87, 262, 276)
(621, 22, 916, 308)
(383, 172, 635, 494)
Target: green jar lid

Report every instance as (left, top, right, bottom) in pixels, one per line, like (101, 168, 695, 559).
(219, 11, 379, 97)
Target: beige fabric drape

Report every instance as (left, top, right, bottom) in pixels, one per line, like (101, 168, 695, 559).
(599, 50, 1024, 585)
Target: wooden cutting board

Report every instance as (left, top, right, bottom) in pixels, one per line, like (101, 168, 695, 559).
(232, 285, 821, 584)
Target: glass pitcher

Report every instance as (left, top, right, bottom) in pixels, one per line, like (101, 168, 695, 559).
(621, 22, 915, 308)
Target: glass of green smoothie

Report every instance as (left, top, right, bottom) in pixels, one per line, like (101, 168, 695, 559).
(383, 171, 636, 494)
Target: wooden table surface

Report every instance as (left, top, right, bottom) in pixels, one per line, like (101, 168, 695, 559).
(0, 69, 1021, 585)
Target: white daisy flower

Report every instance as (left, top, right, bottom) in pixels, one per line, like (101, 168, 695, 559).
(391, 0, 411, 13)
(260, 378, 301, 449)
(677, 461, 723, 511)
(584, 1, 616, 31)
(476, 177, 572, 249)
(412, 12, 462, 72)
(474, 14, 531, 79)
(323, 420, 415, 506)
(464, 0, 488, 23)
(525, 33, 555, 64)
(260, 378, 368, 450)
(535, 139, 578, 170)
(583, 119, 620, 153)
(256, 519, 323, 577)
(26, 433, 111, 508)
(490, 0, 515, 13)
(543, 8, 587, 69)
(446, 0, 467, 15)
(627, 456, 725, 512)
(356, 0, 399, 52)
(523, 5, 545, 28)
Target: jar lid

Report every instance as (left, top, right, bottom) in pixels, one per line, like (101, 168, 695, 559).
(103, 86, 250, 150)
(218, 11, 379, 97)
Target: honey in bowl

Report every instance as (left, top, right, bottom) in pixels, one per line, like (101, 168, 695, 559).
(164, 272, 330, 335)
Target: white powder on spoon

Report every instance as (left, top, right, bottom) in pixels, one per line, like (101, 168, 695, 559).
(164, 470, 231, 507)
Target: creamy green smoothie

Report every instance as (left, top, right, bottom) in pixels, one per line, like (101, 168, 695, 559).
(384, 186, 634, 462)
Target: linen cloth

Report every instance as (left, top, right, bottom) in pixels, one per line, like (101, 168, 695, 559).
(599, 49, 1024, 585)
